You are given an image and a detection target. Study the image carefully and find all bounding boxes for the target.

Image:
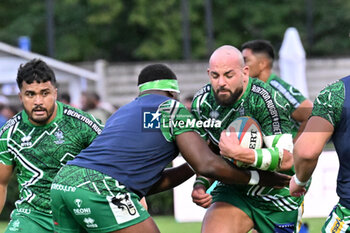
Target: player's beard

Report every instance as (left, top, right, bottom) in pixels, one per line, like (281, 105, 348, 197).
(214, 86, 243, 107)
(25, 104, 56, 125)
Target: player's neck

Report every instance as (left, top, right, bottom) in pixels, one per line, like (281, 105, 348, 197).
(259, 69, 272, 83)
(139, 90, 170, 98)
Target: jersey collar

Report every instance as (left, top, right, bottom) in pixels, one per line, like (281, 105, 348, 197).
(266, 73, 278, 84)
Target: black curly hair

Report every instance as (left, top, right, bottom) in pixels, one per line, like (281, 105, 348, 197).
(137, 64, 177, 86)
(16, 59, 56, 89)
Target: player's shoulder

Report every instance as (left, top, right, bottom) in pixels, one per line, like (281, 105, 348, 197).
(268, 74, 291, 88)
(249, 78, 291, 108)
(158, 98, 187, 115)
(192, 83, 212, 107)
(327, 79, 344, 90)
(0, 113, 22, 138)
(60, 102, 104, 130)
(267, 74, 307, 107)
(193, 84, 211, 100)
(250, 77, 276, 95)
(61, 102, 93, 119)
(317, 79, 344, 100)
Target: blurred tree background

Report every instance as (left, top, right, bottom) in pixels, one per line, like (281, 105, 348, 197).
(0, 0, 349, 62)
(0, 0, 349, 220)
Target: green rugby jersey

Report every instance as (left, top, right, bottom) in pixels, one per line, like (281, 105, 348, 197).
(0, 101, 103, 214)
(159, 98, 198, 142)
(266, 73, 307, 137)
(311, 80, 344, 126)
(191, 78, 303, 211)
(54, 96, 198, 197)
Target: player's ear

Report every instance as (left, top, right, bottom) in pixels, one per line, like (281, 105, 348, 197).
(259, 57, 270, 70)
(242, 65, 249, 78)
(18, 91, 23, 102)
(54, 88, 58, 99)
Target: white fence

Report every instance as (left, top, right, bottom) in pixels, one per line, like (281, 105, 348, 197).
(99, 58, 350, 107)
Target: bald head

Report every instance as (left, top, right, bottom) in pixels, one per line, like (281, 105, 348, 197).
(207, 45, 249, 106)
(209, 45, 245, 69)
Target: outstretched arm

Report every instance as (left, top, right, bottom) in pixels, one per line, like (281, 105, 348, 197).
(290, 116, 333, 196)
(0, 164, 13, 214)
(176, 131, 290, 187)
(147, 163, 194, 195)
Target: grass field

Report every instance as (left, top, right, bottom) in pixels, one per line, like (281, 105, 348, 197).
(0, 216, 326, 233)
(155, 216, 326, 233)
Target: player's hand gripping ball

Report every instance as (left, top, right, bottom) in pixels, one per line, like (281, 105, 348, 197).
(224, 116, 263, 167)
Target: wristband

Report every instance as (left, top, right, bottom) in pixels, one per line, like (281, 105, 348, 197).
(193, 176, 210, 190)
(252, 150, 258, 167)
(248, 170, 260, 185)
(253, 148, 279, 171)
(293, 174, 308, 187)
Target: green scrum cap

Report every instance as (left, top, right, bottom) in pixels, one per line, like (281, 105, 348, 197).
(138, 64, 180, 93)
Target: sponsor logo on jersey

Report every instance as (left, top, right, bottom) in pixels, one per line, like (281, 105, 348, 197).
(73, 198, 92, 215)
(21, 135, 32, 147)
(111, 193, 137, 216)
(270, 80, 300, 108)
(54, 129, 65, 144)
(251, 84, 282, 134)
(331, 217, 342, 233)
(83, 217, 98, 228)
(17, 208, 31, 214)
(51, 183, 76, 192)
(209, 110, 219, 119)
(73, 208, 91, 215)
(63, 108, 103, 135)
(75, 199, 83, 208)
(194, 84, 211, 99)
(0, 115, 21, 137)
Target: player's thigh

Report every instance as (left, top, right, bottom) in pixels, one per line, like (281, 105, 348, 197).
(322, 203, 350, 233)
(51, 188, 85, 233)
(108, 217, 160, 233)
(5, 210, 54, 233)
(53, 186, 150, 232)
(211, 183, 302, 233)
(253, 208, 299, 233)
(202, 202, 254, 233)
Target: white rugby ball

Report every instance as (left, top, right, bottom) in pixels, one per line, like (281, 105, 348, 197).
(226, 116, 263, 149)
(225, 116, 263, 167)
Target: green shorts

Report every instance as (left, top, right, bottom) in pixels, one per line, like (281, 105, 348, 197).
(50, 165, 150, 233)
(5, 209, 54, 233)
(322, 203, 350, 233)
(211, 183, 303, 233)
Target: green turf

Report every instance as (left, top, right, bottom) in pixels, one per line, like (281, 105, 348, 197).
(154, 216, 326, 233)
(0, 221, 8, 232)
(302, 218, 327, 233)
(154, 216, 201, 233)
(0, 217, 326, 233)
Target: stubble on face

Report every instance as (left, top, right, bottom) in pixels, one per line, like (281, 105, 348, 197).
(26, 103, 56, 125)
(20, 81, 57, 126)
